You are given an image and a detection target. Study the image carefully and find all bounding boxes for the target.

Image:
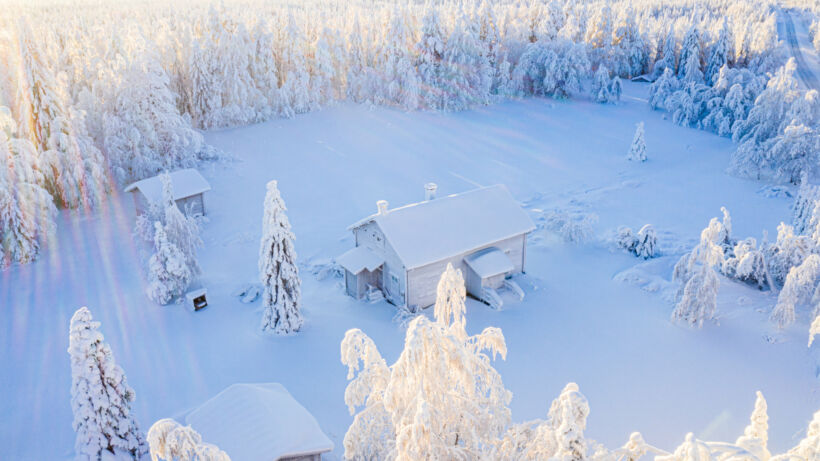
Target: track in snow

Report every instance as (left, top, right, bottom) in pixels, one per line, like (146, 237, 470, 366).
(782, 10, 820, 91)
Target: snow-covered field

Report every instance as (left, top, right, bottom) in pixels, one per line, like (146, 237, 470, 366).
(2, 81, 818, 460)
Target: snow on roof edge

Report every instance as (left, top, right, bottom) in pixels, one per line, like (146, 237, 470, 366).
(124, 168, 211, 203)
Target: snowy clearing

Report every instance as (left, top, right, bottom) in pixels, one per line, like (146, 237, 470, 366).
(2, 81, 817, 460)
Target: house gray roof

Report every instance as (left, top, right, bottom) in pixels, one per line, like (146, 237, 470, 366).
(185, 383, 333, 461)
(350, 184, 535, 270)
(124, 169, 210, 204)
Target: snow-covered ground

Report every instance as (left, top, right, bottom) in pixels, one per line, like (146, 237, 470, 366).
(2, 82, 818, 460)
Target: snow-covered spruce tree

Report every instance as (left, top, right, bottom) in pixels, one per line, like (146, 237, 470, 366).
(278, 13, 311, 116)
(416, 7, 446, 110)
(341, 263, 510, 460)
(722, 238, 769, 290)
(730, 59, 803, 180)
(259, 180, 302, 334)
(765, 223, 814, 287)
(771, 254, 820, 329)
(617, 225, 657, 259)
(591, 65, 612, 103)
(249, 19, 281, 121)
(627, 122, 646, 162)
(735, 391, 771, 460)
(442, 13, 491, 111)
(545, 210, 597, 244)
(494, 382, 590, 460)
(147, 418, 230, 461)
(609, 76, 622, 103)
(69, 307, 147, 460)
(146, 222, 192, 305)
(159, 173, 201, 278)
(672, 214, 730, 328)
(705, 19, 734, 85)
(378, 8, 420, 110)
(648, 68, 679, 110)
(15, 19, 106, 209)
(0, 106, 55, 267)
(677, 27, 701, 81)
(102, 44, 210, 184)
(767, 122, 820, 185)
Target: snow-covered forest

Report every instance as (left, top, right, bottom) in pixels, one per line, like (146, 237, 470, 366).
(0, 0, 803, 266)
(4, 0, 820, 460)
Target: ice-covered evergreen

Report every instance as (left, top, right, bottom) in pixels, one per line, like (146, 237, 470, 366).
(0, 106, 55, 266)
(146, 222, 192, 305)
(159, 173, 201, 278)
(259, 180, 303, 334)
(771, 254, 820, 329)
(627, 122, 646, 162)
(735, 391, 770, 460)
(68, 307, 147, 460)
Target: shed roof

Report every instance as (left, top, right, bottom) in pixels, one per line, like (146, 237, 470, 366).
(124, 169, 210, 204)
(351, 185, 535, 270)
(185, 383, 333, 461)
(465, 247, 515, 278)
(337, 246, 384, 275)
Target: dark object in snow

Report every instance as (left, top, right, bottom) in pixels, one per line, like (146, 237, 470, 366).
(186, 288, 208, 311)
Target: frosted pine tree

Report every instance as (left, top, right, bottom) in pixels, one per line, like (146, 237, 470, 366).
(280, 13, 312, 115)
(705, 20, 734, 84)
(147, 418, 230, 461)
(776, 410, 820, 460)
(259, 180, 303, 334)
(16, 20, 106, 209)
(146, 222, 192, 305)
(609, 76, 622, 102)
(379, 8, 420, 110)
(735, 392, 771, 460)
(416, 7, 446, 110)
(591, 65, 612, 103)
(677, 27, 701, 81)
(672, 264, 719, 328)
(627, 122, 647, 162)
(250, 19, 281, 121)
(159, 173, 201, 278)
(69, 307, 147, 460)
(648, 68, 679, 110)
(103, 45, 209, 184)
(771, 254, 820, 329)
(0, 106, 55, 266)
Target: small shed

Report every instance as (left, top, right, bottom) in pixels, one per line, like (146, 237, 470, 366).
(185, 383, 334, 461)
(124, 168, 210, 217)
(338, 184, 536, 310)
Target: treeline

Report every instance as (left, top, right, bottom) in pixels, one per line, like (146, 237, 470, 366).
(0, 0, 784, 266)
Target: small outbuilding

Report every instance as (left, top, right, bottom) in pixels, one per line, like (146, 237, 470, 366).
(124, 168, 210, 217)
(337, 184, 536, 310)
(185, 383, 334, 461)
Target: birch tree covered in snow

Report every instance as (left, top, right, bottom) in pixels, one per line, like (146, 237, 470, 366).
(68, 307, 147, 460)
(341, 263, 510, 460)
(259, 180, 303, 334)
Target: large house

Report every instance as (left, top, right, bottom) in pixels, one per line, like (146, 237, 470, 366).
(337, 184, 535, 310)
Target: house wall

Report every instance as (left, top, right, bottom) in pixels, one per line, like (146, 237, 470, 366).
(406, 234, 527, 309)
(280, 452, 324, 461)
(176, 194, 205, 217)
(353, 222, 406, 305)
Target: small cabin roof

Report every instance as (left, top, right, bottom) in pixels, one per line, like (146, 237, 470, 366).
(350, 185, 535, 270)
(337, 246, 384, 275)
(185, 383, 333, 461)
(123, 169, 210, 204)
(465, 247, 515, 278)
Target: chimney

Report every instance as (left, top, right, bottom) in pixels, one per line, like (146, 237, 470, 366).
(377, 200, 389, 215)
(424, 182, 437, 201)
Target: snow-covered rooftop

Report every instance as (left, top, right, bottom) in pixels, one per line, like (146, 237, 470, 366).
(337, 246, 384, 274)
(185, 383, 333, 461)
(123, 169, 210, 204)
(351, 184, 535, 269)
(464, 247, 515, 278)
